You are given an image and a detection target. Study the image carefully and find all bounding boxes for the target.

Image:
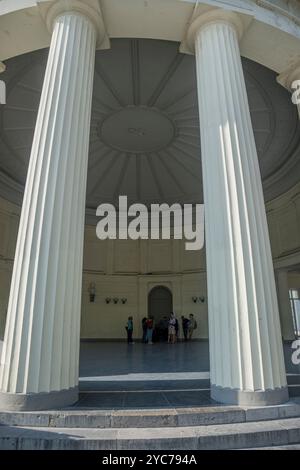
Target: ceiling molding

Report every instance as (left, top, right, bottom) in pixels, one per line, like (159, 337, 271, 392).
(0, 37, 299, 210)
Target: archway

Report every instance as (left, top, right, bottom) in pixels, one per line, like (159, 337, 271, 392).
(148, 285, 173, 325)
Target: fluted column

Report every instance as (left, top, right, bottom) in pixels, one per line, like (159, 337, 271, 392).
(0, 6, 98, 410)
(187, 10, 288, 405)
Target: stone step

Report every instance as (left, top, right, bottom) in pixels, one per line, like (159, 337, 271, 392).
(1, 417, 300, 450)
(1, 399, 300, 429)
(251, 444, 300, 450)
(287, 374, 300, 385)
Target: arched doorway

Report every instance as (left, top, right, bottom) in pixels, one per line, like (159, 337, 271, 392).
(148, 286, 173, 325)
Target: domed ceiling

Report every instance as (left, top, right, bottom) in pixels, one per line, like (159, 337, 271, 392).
(0, 38, 299, 211)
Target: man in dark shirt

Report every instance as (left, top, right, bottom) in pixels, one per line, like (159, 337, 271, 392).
(181, 316, 189, 341)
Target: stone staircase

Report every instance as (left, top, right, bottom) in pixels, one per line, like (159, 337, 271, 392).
(1, 399, 300, 449)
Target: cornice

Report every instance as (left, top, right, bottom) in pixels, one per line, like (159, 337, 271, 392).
(277, 61, 300, 90)
(255, 0, 300, 27)
(180, 5, 254, 55)
(38, 0, 110, 50)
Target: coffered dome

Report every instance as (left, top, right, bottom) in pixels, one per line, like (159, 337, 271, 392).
(0, 38, 299, 210)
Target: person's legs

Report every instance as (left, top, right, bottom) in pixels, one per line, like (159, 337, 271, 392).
(142, 329, 147, 343)
(147, 329, 153, 344)
(184, 328, 188, 341)
(127, 329, 132, 343)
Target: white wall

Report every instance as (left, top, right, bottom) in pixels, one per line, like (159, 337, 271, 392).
(266, 182, 300, 340)
(81, 231, 208, 340)
(0, 197, 19, 339)
(288, 272, 300, 288)
(266, 182, 300, 261)
(81, 272, 209, 340)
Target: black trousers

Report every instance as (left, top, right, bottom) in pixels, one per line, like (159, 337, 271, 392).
(127, 329, 133, 343)
(142, 328, 147, 343)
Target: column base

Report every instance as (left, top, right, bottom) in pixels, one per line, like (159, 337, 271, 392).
(0, 386, 78, 411)
(211, 384, 289, 406)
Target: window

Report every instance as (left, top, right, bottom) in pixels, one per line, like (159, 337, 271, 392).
(289, 289, 300, 337)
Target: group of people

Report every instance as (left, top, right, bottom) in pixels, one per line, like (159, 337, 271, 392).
(125, 316, 155, 344)
(125, 313, 197, 344)
(181, 314, 197, 341)
(166, 313, 197, 343)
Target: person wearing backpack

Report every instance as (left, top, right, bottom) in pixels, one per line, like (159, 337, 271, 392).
(188, 314, 197, 340)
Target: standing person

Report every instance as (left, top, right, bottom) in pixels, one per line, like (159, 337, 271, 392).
(168, 313, 176, 344)
(188, 314, 197, 340)
(162, 315, 169, 342)
(142, 317, 147, 343)
(146, 316, 154, 344)
(126, 316, 134, 344)
(181, 315, 189, 341)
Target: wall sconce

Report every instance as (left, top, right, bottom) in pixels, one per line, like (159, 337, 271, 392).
(104, 297, 127, 305)
(88, 282, 96, 303)
(192, 296, 206, 303)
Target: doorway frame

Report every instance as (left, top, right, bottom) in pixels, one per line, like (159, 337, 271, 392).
(147, 284, 173, 321)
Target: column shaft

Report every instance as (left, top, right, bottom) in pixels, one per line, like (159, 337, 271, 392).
(194, 18, 288, 405)
(0, 12, 96, 410)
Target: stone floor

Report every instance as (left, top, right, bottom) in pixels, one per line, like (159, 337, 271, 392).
(79, 340, 210, 377)
(0, 339, 299, 409)
(77, 340, 300, 409)
(78, 341, 212, 408)
(0, 340, 299, 449)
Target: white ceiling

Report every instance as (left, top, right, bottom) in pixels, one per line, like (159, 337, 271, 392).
(0, 38, 299, 210)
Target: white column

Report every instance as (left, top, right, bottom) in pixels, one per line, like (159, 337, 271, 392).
(0, 5, 99, 410)
(187, 10, 288, 405)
